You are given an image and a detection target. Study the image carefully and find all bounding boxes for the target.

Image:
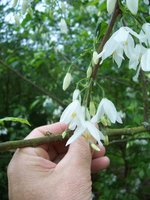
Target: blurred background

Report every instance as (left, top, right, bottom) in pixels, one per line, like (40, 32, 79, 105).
(0, 0, 150, 199)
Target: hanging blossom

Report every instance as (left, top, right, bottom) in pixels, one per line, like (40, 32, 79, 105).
(106, 0, 139, 15)
(96, 24, 150, 81)
(60, 90, 123, 149)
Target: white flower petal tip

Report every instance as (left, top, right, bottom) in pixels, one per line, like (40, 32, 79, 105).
(91, 143, 101, 151)
(107, 0, 117, 14)
(62, 72, 72, 91)
(126, 0, 139, 15)
(72, 89, 80, 101)
(141, 49, 150, 71)
(60, 18, 68, 34)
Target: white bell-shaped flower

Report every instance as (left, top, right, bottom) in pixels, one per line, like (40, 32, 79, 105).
(107, 0, 117, 14)
(92, 98, 122, 124)
(126, 0, 139, 15)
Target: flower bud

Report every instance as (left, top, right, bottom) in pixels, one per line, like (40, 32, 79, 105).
(107, 0, 117, 14)
(86, 66, 92, 78)
(104, 135, 109, 146)
(92, 51, 99, 65)
(89, 101, 96, 116)
(63, 72, 72, 91)
(126, 0, 138, 15)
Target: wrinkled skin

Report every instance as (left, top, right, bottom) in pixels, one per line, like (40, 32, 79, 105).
(7, 122, 110, 200)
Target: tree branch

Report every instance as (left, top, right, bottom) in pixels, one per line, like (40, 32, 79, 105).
(0, 125, 149, 152)
(92, 1, 121, 80)
(0, 59, 65, 107)
(86, 2, 121, 105)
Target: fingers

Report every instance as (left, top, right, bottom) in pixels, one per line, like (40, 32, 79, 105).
(91, 146, 110, 173)
(21, 123, 67, 159)
(25, 122, 67, 140)
(91, 156, 110, 173)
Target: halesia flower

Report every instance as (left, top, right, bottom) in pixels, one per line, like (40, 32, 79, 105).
(99, 27, 139, 67)
(92, 98, 122, 124)
(140, 23, 150, 46)
(60, 100, 81, 130)
(141, 49, 150, 71)
(126, 0, 139, 15)
(66, 120, 105, 146)
(62, 72, 72, 91)
(60, 18, 68, 34)
(107, 0, 117, 14)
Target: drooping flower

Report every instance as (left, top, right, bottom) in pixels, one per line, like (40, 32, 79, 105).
(60, 18, 68, 34)
(92, 98, 122, 124)
(141, 49, 150, 71)
(66, 120, 105, 146)
(62, 72, 72, 91)
(107, 0, 117, 14)
(60, 99, 81, 130)
(126, 0, 139, 15)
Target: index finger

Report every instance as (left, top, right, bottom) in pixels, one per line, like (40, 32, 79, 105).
(23, 122, 67, 158)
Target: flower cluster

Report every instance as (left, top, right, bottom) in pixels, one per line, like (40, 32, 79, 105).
(107, 0, 139, 15)
(93, 23, 150, 81)
(60, 90, 122, 149)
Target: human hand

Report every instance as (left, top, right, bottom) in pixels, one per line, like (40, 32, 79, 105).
(7, 122, 110, 200)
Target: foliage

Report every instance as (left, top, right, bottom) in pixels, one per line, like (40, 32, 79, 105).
(0, 0, 150, 199)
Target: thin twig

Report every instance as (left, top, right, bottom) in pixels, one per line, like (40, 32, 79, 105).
(0, 59, 65, 107)
(0, 125, 149, 152)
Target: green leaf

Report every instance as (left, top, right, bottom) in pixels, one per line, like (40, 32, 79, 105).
(0, 117, 31, 126)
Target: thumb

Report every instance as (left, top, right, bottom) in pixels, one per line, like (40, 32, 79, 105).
(59, 137, 92, 171)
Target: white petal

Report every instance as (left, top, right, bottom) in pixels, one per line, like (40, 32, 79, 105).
(102, 98, 117, 123)
(124, 35, 135, 59)
(141, 49, 150, 71)
(126, 0, 138, 15)
(116, 113, 123, 124)
(141, 23, 150, 46)
(113, 27, 129, 43)
(60, 100, 80, 123)
(113, 47, 124, 68)
(66, 126, 85, 145)
(102, 38, 119, 60)
(85, 121, 105, 141)
(107, 0, 117, 14)
(72, 89, 80, 101)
